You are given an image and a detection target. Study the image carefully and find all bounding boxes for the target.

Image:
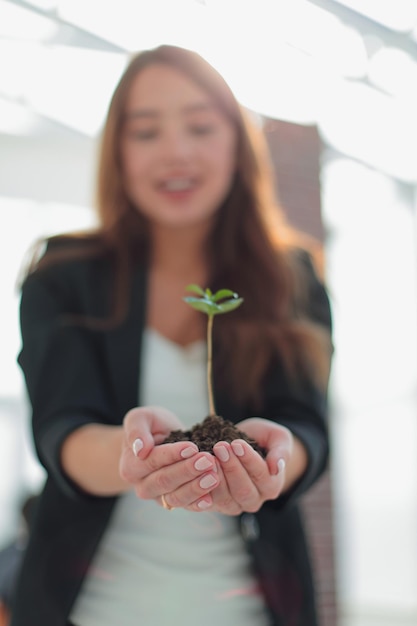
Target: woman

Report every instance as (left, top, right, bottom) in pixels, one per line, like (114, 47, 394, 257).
(13, 45, 332, 626)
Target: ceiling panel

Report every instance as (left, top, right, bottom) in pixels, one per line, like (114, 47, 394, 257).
(1, 0, 417, 181)
(333, 0, 417, 32)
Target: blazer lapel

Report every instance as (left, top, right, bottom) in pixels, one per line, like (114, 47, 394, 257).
(103, 263, 148, 421)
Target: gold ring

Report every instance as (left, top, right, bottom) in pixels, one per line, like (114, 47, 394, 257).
(161, 494, 175, 511)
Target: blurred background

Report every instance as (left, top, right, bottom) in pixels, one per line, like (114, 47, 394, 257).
(0, 1, 416, 625)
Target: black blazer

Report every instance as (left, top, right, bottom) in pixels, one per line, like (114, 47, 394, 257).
(12, 241, 332, 626)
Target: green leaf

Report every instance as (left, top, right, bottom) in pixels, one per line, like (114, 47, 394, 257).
(184, 287, 243, 317)
(184, 296, 243, 316)
(215, 298, 244, 314)
(212, 289, 237, 302)
(183, 297, 218, 315)
(185, 284, 205, 296)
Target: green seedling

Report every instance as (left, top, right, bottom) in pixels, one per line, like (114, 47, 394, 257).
(184, 285, 243, 417)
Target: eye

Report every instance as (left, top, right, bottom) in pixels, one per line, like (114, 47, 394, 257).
(128, 128, 158, 141)
(189, 124, 215, 136)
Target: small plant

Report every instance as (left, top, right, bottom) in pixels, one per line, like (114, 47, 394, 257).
(183, 285, 243, 417)
(163, 285, 265, 457)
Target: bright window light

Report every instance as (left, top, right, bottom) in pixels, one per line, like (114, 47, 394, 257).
(322, 156, 417, 483)
(57, 0, 207, 51)
(24, 46, 128, 135)
(0, 0, 58, 40)
(318, 80, 417, 183)
(0, 97, 39, 135)
(208, 40, 323, 124)
(369, 47, 417, 100)
(1, 0, 416, 179)
(0, 41, 128, 136)
(265, 0, 367, 78)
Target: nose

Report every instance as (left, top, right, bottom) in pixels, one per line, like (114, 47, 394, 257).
(160, 128, 192, 163)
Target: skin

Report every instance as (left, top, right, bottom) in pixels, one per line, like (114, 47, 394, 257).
(120, 63, 237, 233)
(61, 63, 308, 513)
(0, 601, 10, 626)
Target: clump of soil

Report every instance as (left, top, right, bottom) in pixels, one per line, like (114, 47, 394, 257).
(163, 415, 266, 458)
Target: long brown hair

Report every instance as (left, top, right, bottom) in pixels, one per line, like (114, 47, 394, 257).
(27, 45, 332, 408)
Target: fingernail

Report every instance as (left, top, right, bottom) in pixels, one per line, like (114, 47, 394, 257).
(199, 474, 217, 489)
(181, 447, 197, 459)
(132, 438, 143, 456)
(197, 499, 212, 510)
(278, 458, 286, 473)
(231, 441, 244, 457)
(215, 445, 229, 462)
(194, 457, 212, 471)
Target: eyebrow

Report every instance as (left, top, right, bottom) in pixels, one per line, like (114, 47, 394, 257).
(124, 102, 216, 120)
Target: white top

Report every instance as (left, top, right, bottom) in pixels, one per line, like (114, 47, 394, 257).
(70, 329, 269, 626)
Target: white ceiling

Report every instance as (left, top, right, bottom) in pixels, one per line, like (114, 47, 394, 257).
(1, 0, 417, 182)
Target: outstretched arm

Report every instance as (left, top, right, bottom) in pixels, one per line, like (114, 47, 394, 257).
(60, 406, 199, 497)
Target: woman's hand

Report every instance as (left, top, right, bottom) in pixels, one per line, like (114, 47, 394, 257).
(120, 412, 306, 514)
(186, 418, 306, 515)
(119, 406, 220, 509)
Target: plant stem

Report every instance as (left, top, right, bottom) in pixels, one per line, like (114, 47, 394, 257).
(207, 314, 215, 416)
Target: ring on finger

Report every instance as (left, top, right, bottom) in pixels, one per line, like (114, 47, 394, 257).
(161, 494, 175, 511)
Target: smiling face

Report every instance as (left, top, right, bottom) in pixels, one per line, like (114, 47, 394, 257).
(119, 63, 238, 235)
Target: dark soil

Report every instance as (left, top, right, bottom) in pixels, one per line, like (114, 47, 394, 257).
(163, 415, 266, 458)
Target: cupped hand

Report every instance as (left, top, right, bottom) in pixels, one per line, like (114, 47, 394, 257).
(119, 406, 220, 509)
(185, 418, 293, 515)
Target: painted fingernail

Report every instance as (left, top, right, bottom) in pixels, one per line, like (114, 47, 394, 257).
(199, 474, 217, 489)
(277, 458, 286, 473)
(181, 447, 197, 459)
(197, 499, 212, 510)
(194, 457, 212, 471)
(231, 441, 244, 457)
(132, 438, 143, 456)
(216, 446, 229, 462)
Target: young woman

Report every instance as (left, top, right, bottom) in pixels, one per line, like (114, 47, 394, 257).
(13, 45, 332, 626)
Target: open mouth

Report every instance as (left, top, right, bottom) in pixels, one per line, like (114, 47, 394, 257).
(160, 178, 197, 192)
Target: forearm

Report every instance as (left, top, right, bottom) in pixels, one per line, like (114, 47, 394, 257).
(60, 423, 131, 496)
